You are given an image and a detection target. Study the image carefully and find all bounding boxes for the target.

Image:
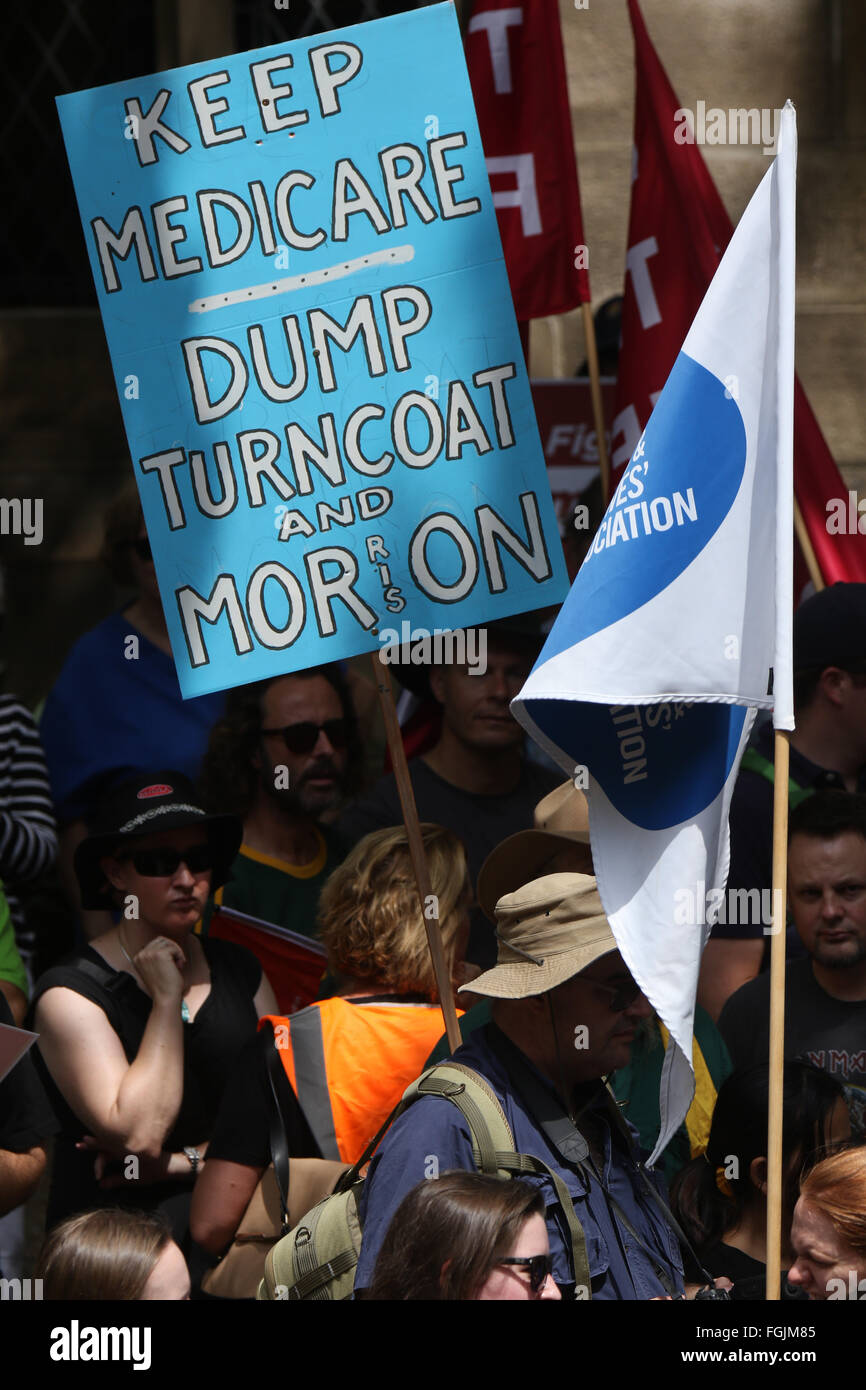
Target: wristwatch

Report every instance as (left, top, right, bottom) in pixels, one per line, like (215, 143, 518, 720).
(183, 1146, 202, 1175)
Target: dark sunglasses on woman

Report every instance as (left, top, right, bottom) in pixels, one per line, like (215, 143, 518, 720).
(261, 719, 348, 754)
(495, 1253, 554, 1294)
(116, 845, 214, 877)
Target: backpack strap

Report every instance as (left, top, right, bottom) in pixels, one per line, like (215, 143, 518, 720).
(412, 1062, 592, 1295)
(261, 1022, 292, 1236)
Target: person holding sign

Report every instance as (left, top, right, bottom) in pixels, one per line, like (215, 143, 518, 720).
(30, 774, 277, 1238)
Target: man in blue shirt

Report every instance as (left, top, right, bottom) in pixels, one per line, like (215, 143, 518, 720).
(355, 872, 685, 1300)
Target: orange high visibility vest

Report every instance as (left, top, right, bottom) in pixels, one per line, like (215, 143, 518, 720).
(259, 998, 462, 1164)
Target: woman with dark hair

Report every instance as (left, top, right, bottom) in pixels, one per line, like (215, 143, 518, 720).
(788, 1145, 866, 1299)
(365, 1172, 560, 1301)
(30, 773, 277, 1235)
(671, 1061, 849, 1298)
(38, 1208, 190, 1300)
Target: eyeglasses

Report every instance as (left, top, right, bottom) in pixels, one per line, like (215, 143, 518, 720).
(586, 976, 643, 1012)
(116, 845, 213, 877)
(260, 719, 348, 754)
(132, 537, 152, 561)
(495, 1254, 554, 1294)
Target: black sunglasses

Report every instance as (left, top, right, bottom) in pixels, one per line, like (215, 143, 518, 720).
(589, 976, 643, 1012)
(133, 537, 153, 561)
(496, 1254, 554, 1294)
(116, 845, 213, 877)
(261, 719, 348, 755)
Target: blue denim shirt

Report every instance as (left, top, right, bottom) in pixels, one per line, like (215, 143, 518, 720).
(356, 1025, 684, 1300)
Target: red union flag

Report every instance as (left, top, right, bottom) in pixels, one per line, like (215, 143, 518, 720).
(465, 0, 590, 318)
(614, 0, 866, 584)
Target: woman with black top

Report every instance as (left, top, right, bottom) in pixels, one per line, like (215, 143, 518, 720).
(30, 772, 277, 1234)
(671, 1061, 850, 1299)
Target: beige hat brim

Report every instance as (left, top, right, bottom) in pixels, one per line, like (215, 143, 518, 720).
(461, 919, 617, 999)
(477, 829, 593, 922)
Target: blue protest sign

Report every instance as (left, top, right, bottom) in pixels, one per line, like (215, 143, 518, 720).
(56, 3, 567, 697)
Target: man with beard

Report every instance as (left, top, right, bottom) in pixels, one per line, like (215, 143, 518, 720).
(197, 666, 360, 939)
(719, 790, 866, 1134)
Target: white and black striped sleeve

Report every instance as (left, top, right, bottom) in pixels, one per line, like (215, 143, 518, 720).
(0, 696, 58, 883)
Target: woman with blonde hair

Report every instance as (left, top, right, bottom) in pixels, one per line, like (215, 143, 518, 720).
(37, 1208, 190, 1300)
(191, 823, 470, 1260)
(787, 1145, 866, 1300)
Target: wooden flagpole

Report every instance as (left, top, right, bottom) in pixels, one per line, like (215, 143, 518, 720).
(793, 497, 826, 592)
(369, 651, 463, 1053)
(765, 728, 791, 1301)
(581, 300, 611, 502)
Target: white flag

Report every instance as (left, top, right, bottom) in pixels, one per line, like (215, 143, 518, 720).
(513, 104, 797, 1161)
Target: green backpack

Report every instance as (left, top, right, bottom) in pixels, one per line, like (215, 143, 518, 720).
(257, 1059, 591, 1300)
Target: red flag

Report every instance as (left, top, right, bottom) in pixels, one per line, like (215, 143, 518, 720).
(614, 0, 866, 584)
(465, 0, 590, 318)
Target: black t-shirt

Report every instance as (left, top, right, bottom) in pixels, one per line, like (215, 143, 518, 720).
(0, 992, 57, 1152)
(337, 756, 560, 965)
(699, 1241, 804, 1301)
(207, 1025, 319, 1170)
(718, 957, 866, 1131)
(29, 937, 262, 1224)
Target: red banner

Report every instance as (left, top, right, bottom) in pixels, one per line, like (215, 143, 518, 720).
(614, 0, 866, 584)
(465, 0, 590, 319)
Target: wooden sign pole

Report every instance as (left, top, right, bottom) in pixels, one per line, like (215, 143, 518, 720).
(765, 728, 791, 1300)
(581, 300, 611, 502)
(369, 651, 463, 1054)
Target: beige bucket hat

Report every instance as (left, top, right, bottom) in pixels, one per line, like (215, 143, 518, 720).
(460, 872, 617, 1000)
(476, 779, 593, 922)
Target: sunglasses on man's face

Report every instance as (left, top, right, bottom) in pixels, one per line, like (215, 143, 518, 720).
(116, 845, 213, 877)
(496, 1253, 554, 1294)
(586, 976, 643, 1012)
(261, 719, 348, 755)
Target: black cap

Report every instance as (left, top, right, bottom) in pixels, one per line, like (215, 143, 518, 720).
(73, 771, 241, 910)
(793, 583, 866, 674)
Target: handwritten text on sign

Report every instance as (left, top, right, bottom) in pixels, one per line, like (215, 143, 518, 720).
(57, 4, 567, 696)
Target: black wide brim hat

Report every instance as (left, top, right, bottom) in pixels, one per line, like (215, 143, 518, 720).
(73, 771, 242, 910)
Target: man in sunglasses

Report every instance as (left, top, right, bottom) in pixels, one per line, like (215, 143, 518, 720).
(199, 667, 359, 940)
(354, 873, 686, 1301)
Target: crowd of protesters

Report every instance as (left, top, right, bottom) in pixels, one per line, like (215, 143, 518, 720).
(2, 488, 866, 1303)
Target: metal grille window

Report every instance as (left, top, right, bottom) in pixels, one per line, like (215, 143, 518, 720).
(0, 1, 155, 307)
(236, 0, 432, 48)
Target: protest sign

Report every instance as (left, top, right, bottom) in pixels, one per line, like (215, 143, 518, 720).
(56, 3, 567, 698)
